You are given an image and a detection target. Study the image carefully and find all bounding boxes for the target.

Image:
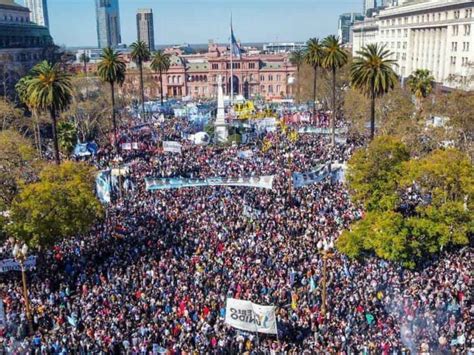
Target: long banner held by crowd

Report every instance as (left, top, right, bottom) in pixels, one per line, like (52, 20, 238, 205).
(145, 176, 274, 191)
(224, 298, 278, 334)
(163, 141, 182, 153)
(0, 256, 37, 273)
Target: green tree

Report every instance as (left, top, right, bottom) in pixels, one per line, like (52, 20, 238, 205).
(97, 47, 126, 154)
(0, 130, 38, 209)
(289, 49, 305, 103)
(79, 53, 90, 74)
(305, 38, 325, 114)
(130, 41, 151, 114)
(57, 121, 77, 155)
(407, 69, 434, 112)
(346, 136, 410, 211)
(350, 44, 398, 140)
(26, 61, 73, 165)
(7, 161, 103, 247)
(150, 50, 171, 105)
(16, 75, 43, 156)
(322, 35, 348, 145)
(338, 142, 473, 267)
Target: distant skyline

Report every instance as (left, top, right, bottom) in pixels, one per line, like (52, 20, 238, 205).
(43, 0, 363, 47)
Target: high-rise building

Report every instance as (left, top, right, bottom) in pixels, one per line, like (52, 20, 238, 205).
(352, 0, 474, 90)
(136, 8, 155, 51)
(338, 13, 365, 44)
(0, 0, 53, 97)
(95, 0, 121, 49)
(24, 0, 49, 27)
(363, 0, 377, 16)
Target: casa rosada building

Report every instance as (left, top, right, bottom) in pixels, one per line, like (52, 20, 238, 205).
(120, 43, 297, 100)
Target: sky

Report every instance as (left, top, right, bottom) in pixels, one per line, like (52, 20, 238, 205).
(42, 0, 362, 48)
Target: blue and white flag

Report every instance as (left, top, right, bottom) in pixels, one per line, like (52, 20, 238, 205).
(230, 19, 242, 59)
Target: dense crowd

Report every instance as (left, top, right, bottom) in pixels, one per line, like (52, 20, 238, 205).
(0, 111, 472, 354)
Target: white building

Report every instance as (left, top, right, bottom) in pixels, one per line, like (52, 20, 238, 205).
(352, 0, 474, 90)
(24, 0, 49, 28)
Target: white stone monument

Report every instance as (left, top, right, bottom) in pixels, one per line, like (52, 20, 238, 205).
(214, 75, 228, 143)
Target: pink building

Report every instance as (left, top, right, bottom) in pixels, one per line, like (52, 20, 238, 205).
(125, 42, 297, 101)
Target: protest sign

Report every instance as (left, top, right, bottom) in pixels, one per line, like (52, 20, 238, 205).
(163, 141, 182, 153)
(0, 255, 37, 273)
(225, 298, 277, 334)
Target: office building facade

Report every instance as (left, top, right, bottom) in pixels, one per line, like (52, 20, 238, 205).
(136, 8, 154, 51)
(338, 13, 365, 44)
(95, 0, 121, 49)
(352, 0, 474, 90)
(24, 0, 48, 27)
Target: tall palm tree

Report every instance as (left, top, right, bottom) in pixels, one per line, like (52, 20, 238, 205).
(305, 38, 325, 115)
(16, 76, 42, 157)
(130, 41, 151, 115)
(97, 47, 126, 154)
(407, 69, 434, 112)
(79, 53, 90, 75)
(150, 50, 171, 105)
(322, 35, 348, 146)
(289, 49, 305, 103)
(26, 61, 73, 165)
(351, 44, 398, 140)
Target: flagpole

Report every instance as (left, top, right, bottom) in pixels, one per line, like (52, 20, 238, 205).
(230, 13, 234, 105)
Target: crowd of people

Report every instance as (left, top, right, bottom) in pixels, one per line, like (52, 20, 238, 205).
(0, 109, 472, 354)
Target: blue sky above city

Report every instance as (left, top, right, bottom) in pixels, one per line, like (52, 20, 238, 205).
(44, 0, 362, 47)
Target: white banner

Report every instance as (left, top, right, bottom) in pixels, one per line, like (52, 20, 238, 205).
(0, 299, 5, 327)
(146, 175, 274, 190)
(225, 298, 278, 334)
(163, 141, 182, 153)
(121, 142, 139, 151)
(0, 256, 37, 273)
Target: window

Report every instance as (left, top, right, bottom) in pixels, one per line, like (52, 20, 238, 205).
(268, 85, 273, 93)
(276, 85, 281, 93)
(260, 85, 265, 92)
(454, 10, 460, 19)
(452, 42, 458, 52)
(211, 63, 218, 70)
(464, 24, 471, 36)
(260, 75, 265, 81)
(276, 75, 281, 81)
(452, 25, 459, 36)
(248, 63, 255, 69)
(451, 56, 456, 65)
(268, 75, 273, 81)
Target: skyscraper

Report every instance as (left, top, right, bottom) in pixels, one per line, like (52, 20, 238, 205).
(24, 0, 49, 27)
(363, 0, 377, 15)
(136, 8, 155, 51)
(95, 0, 121, 49)
(338, 13, 364, 45)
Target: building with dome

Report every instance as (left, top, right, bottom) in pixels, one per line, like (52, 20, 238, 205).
(0, 0, 53, 96)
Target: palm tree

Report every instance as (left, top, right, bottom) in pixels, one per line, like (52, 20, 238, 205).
(322, 35, 348, 146)
(16, 76, 42, 157)
(97, 47, 126, 154)
(150, 50, 171, 105)
(130, 41, 151, 115)
(305, 38, 325, 115)
(351, 44, 398, 140)
(26, 61, 73, 165)
(289, 49, 305, 103)
(79, 53, 90, 75)
(407, 69, 434, 112)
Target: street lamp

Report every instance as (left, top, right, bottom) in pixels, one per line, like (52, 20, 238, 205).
(12, 243, 33, 335)
(317, 239, 334, 317)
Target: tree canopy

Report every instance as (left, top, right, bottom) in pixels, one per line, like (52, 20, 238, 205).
(7, 161, 103, 247)
(338, 137, 473, 267)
